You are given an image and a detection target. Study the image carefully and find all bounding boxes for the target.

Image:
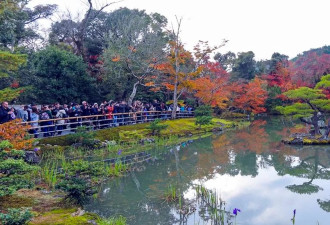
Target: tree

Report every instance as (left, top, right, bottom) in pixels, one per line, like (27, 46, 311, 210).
(276, 76, 330, 138)
(292, 52, 330, 86)
(49, 0, 117, 63)
(155, 19, 226, 118)
(189, 62, 230, 109)
(0, 0, 57, 50)
(0, 50, 26, 102)
(230, 77, 268, 114)
(231, 51, 256, 80)
(214, 51, 236, 71)
(194, 105, 213, 129)
(102, 8, 168, 105)
(28, 46, 96, 103)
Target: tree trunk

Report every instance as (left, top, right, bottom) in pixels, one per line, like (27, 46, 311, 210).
(128, 81, 139, 106)
(311, 112, 320, 136)
(172, 79, 178, 119)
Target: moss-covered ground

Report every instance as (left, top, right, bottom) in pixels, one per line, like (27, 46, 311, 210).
(39, 118, 244, 147)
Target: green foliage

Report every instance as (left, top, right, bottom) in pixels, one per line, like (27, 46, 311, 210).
(41, 162, 58, 189)
(275, 103, 314, 118)
(28, 46, 97, 103)
(119, 130, 144, 141)
(66, 126, 99, 149)
(0, 208, 33, 225)
(231, 51, 256, 80)
(195, 105, 213, 128)
(146, 119, 168, 136)
(283, 87, 325, 100)
(315, 74, 330, 89)
(0, 51, 26, 78)
(0, 51, 26, 101)
(0, 141, 39, 197)
(164, 184, 179, 202)
(102, 7, 168, 101)
(97, 215, 127, 225)
(56, 177, 91, 206)
(310, 99, 330, 111)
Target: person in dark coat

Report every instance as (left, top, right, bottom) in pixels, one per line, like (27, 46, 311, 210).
(0, 102, 13, 124)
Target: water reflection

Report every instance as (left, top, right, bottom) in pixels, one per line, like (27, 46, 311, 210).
(84, 117, 330, 224)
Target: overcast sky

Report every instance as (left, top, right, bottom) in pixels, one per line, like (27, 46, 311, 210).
(29, 0, 330, 60)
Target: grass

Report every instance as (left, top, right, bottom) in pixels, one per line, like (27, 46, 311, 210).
(97, 215, 127, 225)
(41, 162, 58, 189)
(164, 184, 179, 202)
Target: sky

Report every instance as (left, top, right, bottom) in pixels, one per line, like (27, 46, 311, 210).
(28, 0, 330, 60)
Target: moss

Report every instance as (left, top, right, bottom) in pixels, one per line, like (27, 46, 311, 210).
(39, 118, 239, 147)
(29, 208, 99, 225)
(0, 195, 35, 209)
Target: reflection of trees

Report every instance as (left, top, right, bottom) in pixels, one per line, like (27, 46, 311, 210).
(282, 148, 329, 195)
(317, 199, 330, 212)
(85, 117, 330, 222)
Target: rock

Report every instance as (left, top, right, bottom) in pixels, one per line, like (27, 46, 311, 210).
(71, 208, 85, 217)
(24, 151, 41, 164)
(88, 220, 97, 225)
(212, 127, 222, 132)
(290, 138, 303, 145)
(139, 138, 155, 145)
(41, 190, 52, 194)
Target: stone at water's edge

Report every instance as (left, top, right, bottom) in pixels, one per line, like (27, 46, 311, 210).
(24, 151, 41, 163)
(282, 137, 330, 145)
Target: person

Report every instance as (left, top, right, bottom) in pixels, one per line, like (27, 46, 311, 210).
(40, 105, 52, 137)
(106, 102, 114, 127)
(56, 106, 67, 135)
(16, 105, 29, 122)
(29, 107, 39, 138)
(0, 102, 13, 124)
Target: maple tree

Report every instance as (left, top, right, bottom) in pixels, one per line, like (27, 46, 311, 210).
(292, 52, 330, 86)
(230, 77, 268, 114)
(189, 62, 230, 109)
(154, 18, 226, 118)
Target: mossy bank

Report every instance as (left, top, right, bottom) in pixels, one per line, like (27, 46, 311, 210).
(39, 118, 246, 147)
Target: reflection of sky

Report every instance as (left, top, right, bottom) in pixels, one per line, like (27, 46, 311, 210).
(188, 167, 330, 225)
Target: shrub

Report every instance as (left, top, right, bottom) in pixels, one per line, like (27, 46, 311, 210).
(194, 105, 213, 128)
(0, 208, 33, 225)
(56, 177, 91, 206)
(66, 126, 99, 149)
(0, 141, 39, 197)
(146, 119, 168, 136)
(0, 120, 33, 150)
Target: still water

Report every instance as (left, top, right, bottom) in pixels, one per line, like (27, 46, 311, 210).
(84, 117, 330, 225)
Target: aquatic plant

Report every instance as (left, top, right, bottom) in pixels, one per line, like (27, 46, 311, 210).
(41, 162, 58, 189)
(291, 209, 296, 225)
(164, 184, 179, 202)
(97, 215, 127, 225)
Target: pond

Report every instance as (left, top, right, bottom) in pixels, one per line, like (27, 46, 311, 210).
(84, 117, 330, 225)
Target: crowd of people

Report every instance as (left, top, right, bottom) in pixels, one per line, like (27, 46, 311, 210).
(0, 100, 194, 137)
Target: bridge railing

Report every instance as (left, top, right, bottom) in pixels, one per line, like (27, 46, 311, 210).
(21, 110, 194, 138)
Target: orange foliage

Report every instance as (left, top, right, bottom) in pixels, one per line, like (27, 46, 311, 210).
(0, 119, 33, 150)
(231, 78, 268, 114)
(189, 62, 230, 108)
(111, 55, 120, 62)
